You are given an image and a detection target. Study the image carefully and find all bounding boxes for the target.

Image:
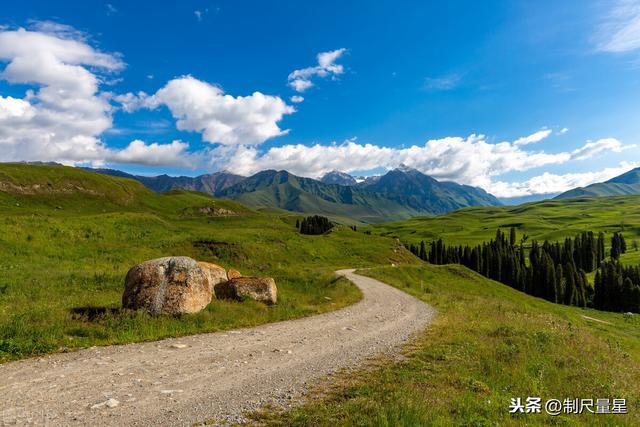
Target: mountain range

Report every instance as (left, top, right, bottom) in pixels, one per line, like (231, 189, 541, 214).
(88, 166, 501, 223)
(555, 167, 640, 200)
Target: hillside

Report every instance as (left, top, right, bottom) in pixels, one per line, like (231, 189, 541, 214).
(556, 167, 640, 199)
(89, 166, 501, 222)
(261, 264, 640, 425)
(87, 168, 244, 195)
(366, 195, 640, 247)
(0, 163, 413, 362)
(360, 166, 500, 212)
(217, 169, 425, 223)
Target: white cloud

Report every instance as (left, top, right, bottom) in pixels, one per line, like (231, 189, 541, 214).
(559, 127, 569, 134)
(513, 128, 552, 146)
(290, 79, 313, 92)
(0, 25, 122, 164)
(569, 137, 631, 160)
(0, 24, 196, 169)
(490, 162, 638, 198)
(288, 48, 346, 93)
(145, 75, 295, 145)
(290, 95, 304, 103)
(203, 133, 632, 196)
(108, 140, 196, 167)
(111, 91, 149, 113)
(596, 0, 640, 53)
(423, 73, 462, 91)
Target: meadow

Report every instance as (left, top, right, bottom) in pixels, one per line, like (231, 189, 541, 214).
(0, 164, 412, 362)
(365, 195, 640, 266)
(258, 263, 640, 426)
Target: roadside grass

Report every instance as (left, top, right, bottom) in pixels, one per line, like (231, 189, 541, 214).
(257, 263, 640, 426)
(0, 165, 412, 362)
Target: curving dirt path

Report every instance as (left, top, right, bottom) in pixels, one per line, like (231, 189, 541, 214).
(0, 269, 435, 426)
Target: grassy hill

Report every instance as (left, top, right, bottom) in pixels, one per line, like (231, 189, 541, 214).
(365, 195, 640, 260)
(0, 164, 413, 362)
(3, 163, 640, 424)
(258, 264, 640, 426)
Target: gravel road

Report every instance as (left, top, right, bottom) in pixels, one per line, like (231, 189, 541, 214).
(0, 269, 435, 426)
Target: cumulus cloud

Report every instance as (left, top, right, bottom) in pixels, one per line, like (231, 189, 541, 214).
(202, 133, 633, 196)
(108, 139, 196, 167)
(513, 129, 552, 146)
(288, 48, 346, 93)
(0, 24, 196, 168)
(0, 25, 121, 164)
(290, 95, 304, 103)
(143, 76, 295, 145)
(111, 91, 149, 113)
(490, 162, 638, 197)
(595, 0, 640, 53)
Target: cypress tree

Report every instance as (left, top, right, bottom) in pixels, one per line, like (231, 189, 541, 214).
(510, 227, 517, 247)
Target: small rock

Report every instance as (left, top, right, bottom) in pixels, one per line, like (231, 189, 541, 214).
(91, 398, 119, 409)
(169, 343, 188, 349)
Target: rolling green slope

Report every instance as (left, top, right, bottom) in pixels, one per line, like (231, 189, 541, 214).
(259, 264, 640, 426)
(366, 195, 640, 247)
(556, 182, 640, 199)
(0, 163, 413, 362)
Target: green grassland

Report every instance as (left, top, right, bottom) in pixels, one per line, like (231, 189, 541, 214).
(259, 263, 640, 426)
(3, 164, 640, 425)
(0, 164, 412, 362)
(366, 196, 640, 264)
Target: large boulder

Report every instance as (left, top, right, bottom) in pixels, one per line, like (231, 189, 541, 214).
(215, 277, 277, 305)
(198, 261, 228, 297)
(123, 256, 212, 315)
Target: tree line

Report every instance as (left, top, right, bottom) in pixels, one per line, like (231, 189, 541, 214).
(297, 215, 334, 235)
(409, 229, 637, 312)
(594, 260, 640, 312)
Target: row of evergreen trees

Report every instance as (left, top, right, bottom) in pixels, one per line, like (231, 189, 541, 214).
(297, 215, 334, 235)
(408, 229, 635, 312)
(594, 260, 640, 312)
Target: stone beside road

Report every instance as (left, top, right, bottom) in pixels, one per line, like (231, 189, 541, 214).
(215, 277, 277, 305)
(122, 256, 213, 315)
(123, 257, 277, 314)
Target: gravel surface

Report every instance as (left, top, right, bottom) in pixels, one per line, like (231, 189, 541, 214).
(0, 269, 435, 426)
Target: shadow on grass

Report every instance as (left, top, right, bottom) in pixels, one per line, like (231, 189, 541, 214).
(70, 306, 121, 322)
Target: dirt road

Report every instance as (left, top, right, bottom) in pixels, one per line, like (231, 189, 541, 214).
(0, 269, 435, 425)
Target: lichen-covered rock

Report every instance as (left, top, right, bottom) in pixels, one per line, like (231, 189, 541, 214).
(198, 261, 228, 297)
(123, 257, 212, 315)
(227, 268, 242, 279)
(215, 277, 277, 305)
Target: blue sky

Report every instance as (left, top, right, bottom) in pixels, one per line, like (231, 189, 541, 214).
(1, 0, 640, 197)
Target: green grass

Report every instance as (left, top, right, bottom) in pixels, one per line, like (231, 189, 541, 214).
(366, 195, 640, 246)
(258, 263, 640, 426)
(366, 195, 640, 271)
(0, 164, 413, 362)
